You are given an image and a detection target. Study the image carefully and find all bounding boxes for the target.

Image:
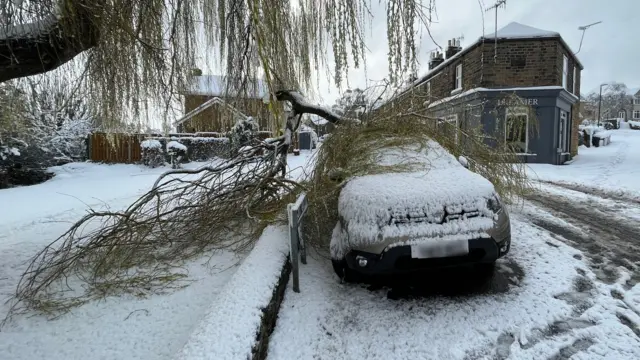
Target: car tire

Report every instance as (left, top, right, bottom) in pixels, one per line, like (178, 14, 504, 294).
(332, 258, 363, 283)
(475, 262, 496, 283)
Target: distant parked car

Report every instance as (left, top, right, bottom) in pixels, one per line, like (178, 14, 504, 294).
(330, 141, 511, 282)
(602, 118, 621, 130)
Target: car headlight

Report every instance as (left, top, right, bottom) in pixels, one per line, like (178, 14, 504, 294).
(486, 196, 503, 213)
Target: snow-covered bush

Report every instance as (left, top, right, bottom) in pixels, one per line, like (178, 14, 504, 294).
(167, 141, 187, 169)
(178, 137, 230, 161)
(230, 117, 259, 152)
(0, 140, 54, 189)
(141, 139, 165, 168)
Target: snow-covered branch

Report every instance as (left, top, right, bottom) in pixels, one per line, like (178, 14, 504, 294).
(275, 90, 360, 125)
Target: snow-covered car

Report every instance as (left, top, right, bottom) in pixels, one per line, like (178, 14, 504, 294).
(330, 141, 511, 282)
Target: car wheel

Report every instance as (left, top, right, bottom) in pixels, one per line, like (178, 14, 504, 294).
(475, 262, 496, 282)
(332, 258, 363, 283)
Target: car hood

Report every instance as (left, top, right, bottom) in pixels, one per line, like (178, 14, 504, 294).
(337, 142, 498, 228)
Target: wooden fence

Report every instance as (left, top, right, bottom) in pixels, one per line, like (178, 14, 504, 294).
(88, 131, 297, 163)
(88, 133, 145, 163)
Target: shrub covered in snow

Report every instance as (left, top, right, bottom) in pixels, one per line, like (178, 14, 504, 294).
(629, 120, 640, 130)
(230, 117, 259, 152)
(140, 140, 165, 168)
(0, 140, 54, 189)
(166, 141, 188, 168)
(139, 136, 231, 168)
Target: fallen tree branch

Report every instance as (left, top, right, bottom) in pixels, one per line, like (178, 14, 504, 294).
(275, 90, 360, 125)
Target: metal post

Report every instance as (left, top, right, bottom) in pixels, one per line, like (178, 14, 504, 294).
(598, 83, 605, 127)
(288, 203, 300, 293)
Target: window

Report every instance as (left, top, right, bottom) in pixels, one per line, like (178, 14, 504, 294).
(562, 55, 569, 90)
(572, 67, 577, 95)
(455, 64, 462, 90)
(634, 110, 640, 119)
(634, 97, 640, 105)
(618, 110, 626, 119)
(505, 110, 529, 154)
(559, 110, 569, 153)
(437, 114, 460, 145)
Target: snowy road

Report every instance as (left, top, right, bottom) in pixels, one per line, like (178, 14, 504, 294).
(267, 184, 640, 360)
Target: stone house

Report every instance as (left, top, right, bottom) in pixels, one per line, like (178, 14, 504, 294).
(381, 22, 584, 165)
(175, 75, 283, 133)
(628, 88, 640, 121)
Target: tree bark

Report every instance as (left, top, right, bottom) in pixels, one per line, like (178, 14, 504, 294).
(275, 90, 346, 124)
(0, 3, 99, 83)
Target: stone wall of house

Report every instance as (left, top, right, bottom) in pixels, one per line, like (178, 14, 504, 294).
(416, 38, 583, 108)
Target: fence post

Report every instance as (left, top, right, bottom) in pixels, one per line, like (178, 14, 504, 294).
(287, 193, 308, 293)
(127, 136, 132, 163)
(287, 203, 300, 293)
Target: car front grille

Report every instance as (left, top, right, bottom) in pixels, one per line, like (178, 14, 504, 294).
(389, 208, 481, 226)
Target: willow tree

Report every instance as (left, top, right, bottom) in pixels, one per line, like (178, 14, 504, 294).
(0, 0, 430, 127)
(2, 0, 440, 316)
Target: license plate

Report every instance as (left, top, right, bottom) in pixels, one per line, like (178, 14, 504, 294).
(410, 239, 469, 259)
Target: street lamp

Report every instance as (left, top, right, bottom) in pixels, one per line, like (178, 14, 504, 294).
(597, 83, 609, 127)
(575, 21, 602, 55)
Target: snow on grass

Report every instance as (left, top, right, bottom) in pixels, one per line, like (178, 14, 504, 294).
(527, 128, 640, 200)
(267, 216, 640, 360)
(0, 160, 237, 360)
(175, 225, 289, 360)
(0, 151, 316, 360)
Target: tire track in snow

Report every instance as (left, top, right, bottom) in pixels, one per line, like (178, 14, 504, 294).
(524, 190, 640, 287)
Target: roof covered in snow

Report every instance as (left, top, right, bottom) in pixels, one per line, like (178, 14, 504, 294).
(485, 22, 560, 40)
(185, 75, 269, 98)
(627, 87, 640, 96)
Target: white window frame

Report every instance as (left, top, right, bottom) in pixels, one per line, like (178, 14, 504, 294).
(618, 110, 626, 119)
(505, 109, 529, 154)
(437, 114, 460, 145)
(559, 110, 568, 153)
(634, 97, 640, 105)
(562, 55, 569, 90)
(455, 64, 462, 90)
(634, 110, 640, 119)
(572, 67, 577, 95)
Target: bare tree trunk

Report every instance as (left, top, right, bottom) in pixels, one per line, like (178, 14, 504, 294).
(0, 2, 99, 83)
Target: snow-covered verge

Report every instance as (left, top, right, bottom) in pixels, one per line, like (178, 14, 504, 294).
(0, 161, 241, 360)
(527, 128, 640, 201)
(175, 226, 290, 360)
(267, 216, 640, 360)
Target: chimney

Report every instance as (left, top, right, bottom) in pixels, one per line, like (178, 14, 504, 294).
(428, 51, 444, 70)
(445, 38, 462, 59)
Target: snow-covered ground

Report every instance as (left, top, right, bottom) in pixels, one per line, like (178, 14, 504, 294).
(268, 214, 640, 359)
(527, 125, 640, 200)
(267, 129, 640, 360)
(0, 152, 314, 360)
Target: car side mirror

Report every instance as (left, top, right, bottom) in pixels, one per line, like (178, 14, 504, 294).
(458, 156, 469, 169)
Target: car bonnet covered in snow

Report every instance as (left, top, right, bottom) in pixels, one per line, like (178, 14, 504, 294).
(331, 140, 499, 258)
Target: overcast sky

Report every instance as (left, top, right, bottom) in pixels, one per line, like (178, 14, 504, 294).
(315, 0, 639, 106)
